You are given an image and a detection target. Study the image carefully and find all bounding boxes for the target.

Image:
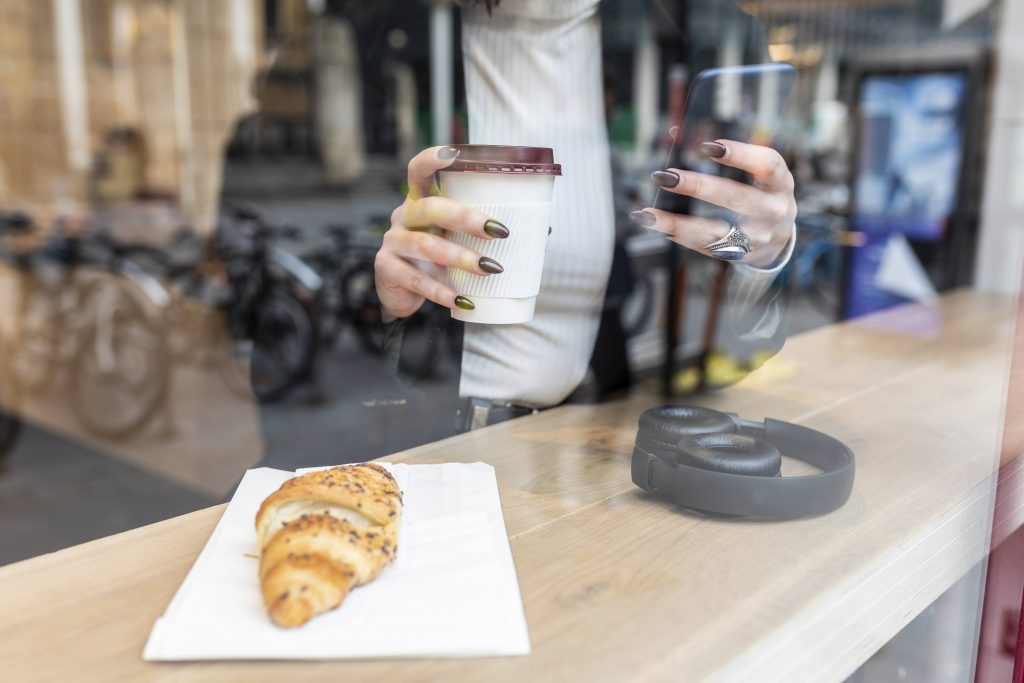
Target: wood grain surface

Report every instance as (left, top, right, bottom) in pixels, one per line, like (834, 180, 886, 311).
(1, 290, 1019, 683)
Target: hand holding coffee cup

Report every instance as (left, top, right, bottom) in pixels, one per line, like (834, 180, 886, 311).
(376, 145, 561, 325)
(375, 145, 511, 321)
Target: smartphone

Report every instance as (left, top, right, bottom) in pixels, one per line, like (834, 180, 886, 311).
(654, 63, 797, 218)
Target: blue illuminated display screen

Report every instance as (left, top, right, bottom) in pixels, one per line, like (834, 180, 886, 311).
(852, 71, 968, 240)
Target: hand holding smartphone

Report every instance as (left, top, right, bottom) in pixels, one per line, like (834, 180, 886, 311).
(633, 63, 799, 268)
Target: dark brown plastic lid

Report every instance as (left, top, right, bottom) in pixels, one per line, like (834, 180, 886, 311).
(444, 144, 562, 176)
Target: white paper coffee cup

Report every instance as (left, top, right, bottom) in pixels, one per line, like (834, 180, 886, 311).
(438, 145, 561, 325)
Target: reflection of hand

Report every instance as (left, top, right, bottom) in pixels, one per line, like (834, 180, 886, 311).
(374, 146, 509, 319)
(631, 136, 796, 269)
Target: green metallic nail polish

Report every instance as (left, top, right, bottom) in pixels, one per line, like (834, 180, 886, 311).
(478, 257, 504, 274)
(483, 219, 509, 239)
(454, 296, 475, 311)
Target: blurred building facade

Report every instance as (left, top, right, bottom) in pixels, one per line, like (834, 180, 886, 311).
(0, 0, 268, 231)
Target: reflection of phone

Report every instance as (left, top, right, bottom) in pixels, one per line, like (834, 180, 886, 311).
(655, 63, 797, 217)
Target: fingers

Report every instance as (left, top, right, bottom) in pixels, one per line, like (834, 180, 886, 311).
(406, 146, 461, 199)
(654, 167, 790, 221)
(700, 139, 794, 193)
(397, 195, 506, 240)
(384, 228, 502, 276)
(640, 134, 795, 267)
(632, 208, 781, 266)
(630, 209, 733, 254)
(375, 253, 466, 311)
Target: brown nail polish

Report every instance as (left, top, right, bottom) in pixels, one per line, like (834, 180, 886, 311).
(700, 141, 727, 159)
(483, 219, 509, 239)
(454, 295, 475, 311)
(478, 257, 504, 274)
(629, 210, 657, 228)
(651, 170, 680, 188)
(438, 146, 460, 160)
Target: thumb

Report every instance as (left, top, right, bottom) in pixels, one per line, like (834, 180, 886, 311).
(407, 146, 460, 199)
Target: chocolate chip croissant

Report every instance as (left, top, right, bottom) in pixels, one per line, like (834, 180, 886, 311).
(254, 463, 403, 628)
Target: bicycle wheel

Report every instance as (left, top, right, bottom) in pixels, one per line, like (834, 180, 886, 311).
(69, 282, 170, 439)
(248, 288, 316, 402)
(10, 280, 61, 395)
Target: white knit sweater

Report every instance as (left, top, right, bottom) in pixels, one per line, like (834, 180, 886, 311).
(458, 0, 791, 407)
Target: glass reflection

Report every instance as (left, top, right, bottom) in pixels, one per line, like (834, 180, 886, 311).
(0, 0, 1019, 680)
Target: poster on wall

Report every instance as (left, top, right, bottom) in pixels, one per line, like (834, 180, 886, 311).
(852, 70, 968, 240)
(844, 69, 969, 319)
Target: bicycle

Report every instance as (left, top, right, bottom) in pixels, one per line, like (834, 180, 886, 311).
(299, 220, 459, 381)
(67, 231, 172, 438)
(300, 223, 389, 356)
(0, 218, 172, 438)
(136, 213, 321, 404)
(208, 206, 322, 402)
(140, 227, 230, 369)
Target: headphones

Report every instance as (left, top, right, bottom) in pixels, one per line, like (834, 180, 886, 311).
(631, 406, 855, 519)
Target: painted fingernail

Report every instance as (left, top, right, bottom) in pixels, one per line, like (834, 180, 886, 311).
(478, 256, 504, 274)
(483, 219, 509, 239)
(438, 146, 460, 160)
(651, 170, 680, 188)
(700, 141, 727, 159)
(454, 295, 475, 311)
(629, 210, 657, 228)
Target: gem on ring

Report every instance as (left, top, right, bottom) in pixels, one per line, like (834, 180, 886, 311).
(705, 224, 752, 261)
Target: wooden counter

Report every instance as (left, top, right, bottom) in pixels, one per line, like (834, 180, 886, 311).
(2, 290, 1020, 682)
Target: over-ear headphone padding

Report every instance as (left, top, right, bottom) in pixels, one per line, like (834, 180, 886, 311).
(633, 405, 855, 519)
(635, 432, 689, 454)
(676, 434, 782, 477)
(638, 406, 737, 441)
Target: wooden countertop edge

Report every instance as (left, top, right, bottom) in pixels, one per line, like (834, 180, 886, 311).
(693, 457, 1024, 683)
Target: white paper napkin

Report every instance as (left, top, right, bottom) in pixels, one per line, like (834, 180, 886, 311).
(143, 462, 531, 660)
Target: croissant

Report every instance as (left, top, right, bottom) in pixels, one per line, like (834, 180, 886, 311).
(254, 463, 403, 628)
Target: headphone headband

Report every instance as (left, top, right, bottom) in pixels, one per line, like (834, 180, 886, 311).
(632, 407, 855, 520)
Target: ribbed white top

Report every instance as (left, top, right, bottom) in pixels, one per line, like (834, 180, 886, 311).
(458, 0, 613, 407)
(458, 1, 790, 407)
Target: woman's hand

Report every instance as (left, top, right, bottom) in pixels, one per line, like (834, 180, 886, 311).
(375, 146, 509, 319)
(630, 137, 796, 269)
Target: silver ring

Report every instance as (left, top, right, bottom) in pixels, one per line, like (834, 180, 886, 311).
(704, 224, 752, 261)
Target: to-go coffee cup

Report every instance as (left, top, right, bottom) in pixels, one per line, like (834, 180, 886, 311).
(438, 145, 561, 325)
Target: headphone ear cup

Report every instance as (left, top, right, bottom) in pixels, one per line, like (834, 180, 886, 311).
(676, 434, 782, 477)
(638, 406, 737, 442)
